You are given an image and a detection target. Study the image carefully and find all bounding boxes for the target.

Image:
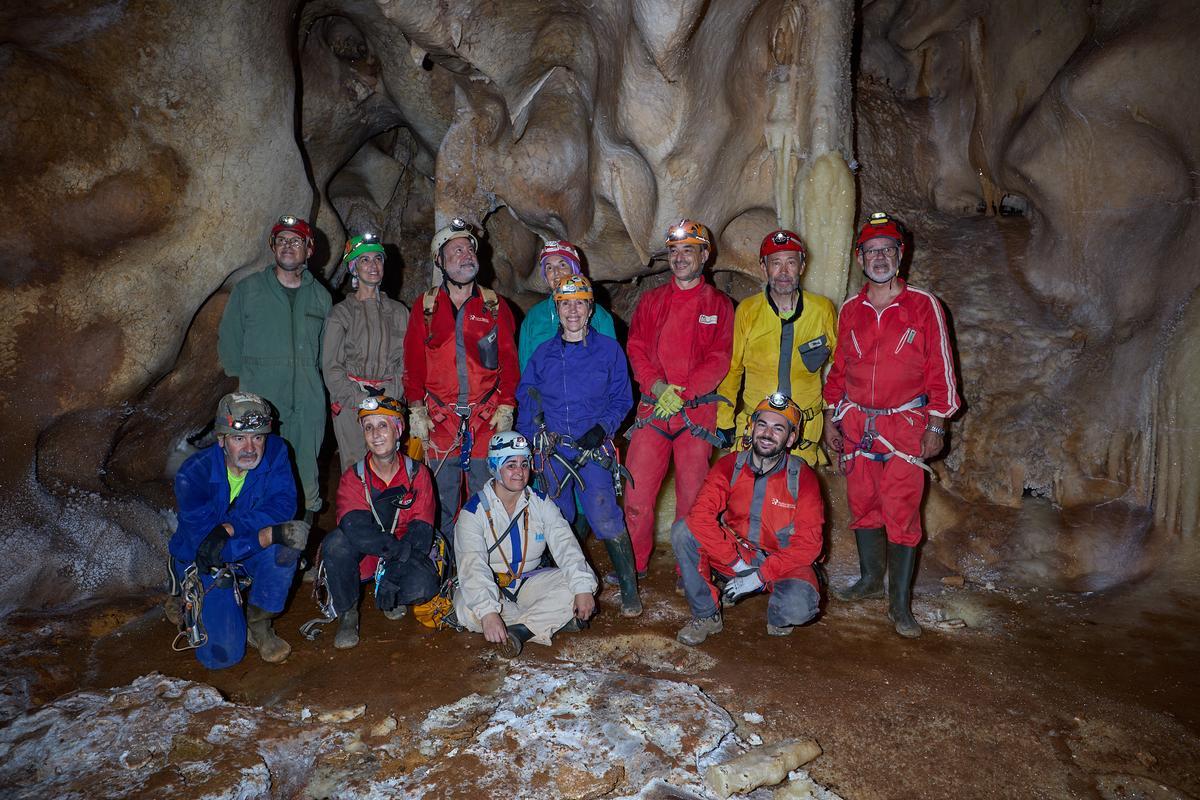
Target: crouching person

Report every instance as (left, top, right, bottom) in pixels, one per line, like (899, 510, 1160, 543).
(672, 393, 824, 646)
(168, 393, 308, 668)
(322, 396, 439, 649)
(453, 432, 598, 657)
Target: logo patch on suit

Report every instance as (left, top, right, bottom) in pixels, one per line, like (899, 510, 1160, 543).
(698, 314, 718, 325)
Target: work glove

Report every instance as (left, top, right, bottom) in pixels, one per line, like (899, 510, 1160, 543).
(653, 383, 685, 419)
(722, 569, 764, 603)
(270, 520, 310, 565)
(716, 427, 736, 449)
(195, 525, 228, 574)
(575, 423, 607, 451)
(409, 406, 433, 442)
(490, 404, 515, 432)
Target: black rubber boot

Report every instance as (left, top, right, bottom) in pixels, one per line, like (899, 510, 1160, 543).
(886, 543, 922, 638)
(500, 623, 534, 658)
(334, 608, 360, 650)
(245, 604, 291, 663)
(831, 528, 886, 602)
(603, 533, 644, 617)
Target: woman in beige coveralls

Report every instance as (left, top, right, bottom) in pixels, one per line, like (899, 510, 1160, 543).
(323, 233, 411, 471)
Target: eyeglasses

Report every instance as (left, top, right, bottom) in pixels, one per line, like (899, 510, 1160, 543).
(862, 246, 898, 259)
(274, 237, 305, 249)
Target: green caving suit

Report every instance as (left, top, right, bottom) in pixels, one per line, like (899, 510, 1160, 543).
(218, 267, 332, 512)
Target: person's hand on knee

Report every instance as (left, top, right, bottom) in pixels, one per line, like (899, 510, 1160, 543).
(481, 612, 508, 644)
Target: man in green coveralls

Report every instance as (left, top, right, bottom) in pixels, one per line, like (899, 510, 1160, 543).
(219, 215, 332, 516)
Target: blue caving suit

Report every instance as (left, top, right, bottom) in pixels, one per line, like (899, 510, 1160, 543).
(516, 328, 632, 540)
(169, 435, 298, 669)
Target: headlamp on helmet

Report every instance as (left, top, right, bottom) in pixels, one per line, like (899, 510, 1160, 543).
(665, 219, 710, 248)
(751, 392, 803, 431)
(270, 214, 313, 244)
(539, 239, 583, 279)
(760, 229, 806, 260)
(487, 431, 532, 478)
(342, 232, 386, 268)
(553, 274, 594, 303)
(431, 216, 480, 263)
(357, 395, 405, 420)
(855, 212, 905, 251)
(214, 392, 273, 435)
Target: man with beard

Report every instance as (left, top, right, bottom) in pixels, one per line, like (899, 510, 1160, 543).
(670, 393, 825, 646)
(321, 396, 439, 650)
(716, 230, 837, 465)
(168, 393, 309, 667)
(218, 215, 332, 518)
(822, 212, 960, 639)
(403, 217, 519, 540)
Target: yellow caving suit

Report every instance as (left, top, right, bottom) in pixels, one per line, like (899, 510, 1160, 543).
(717, 289, 838, 466)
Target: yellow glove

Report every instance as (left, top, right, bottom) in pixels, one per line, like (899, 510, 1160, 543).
(490, 404, 515, 432)
(409, 406, 432, 442)
(653, 384, 685, 419)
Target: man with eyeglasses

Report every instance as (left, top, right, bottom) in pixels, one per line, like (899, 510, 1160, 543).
(822, 212, 961, 638)
(672, 393, 825, 645)
(623, 219, 734, 578)
(218, 215, 332, 519)
(716, 229, 838, 465)
(167, 393, 309, 667)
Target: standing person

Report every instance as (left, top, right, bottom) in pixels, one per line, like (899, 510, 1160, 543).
(218, 214, 332, 517)
(402, 217, 519, 540)
(323, 232, 411, 472)
(716, 230, 837, 465)
(517, 240, 616, 369)
(168, 393, 309, 667)
(623, 219, 734, 576)
(822, 212, 961, 638)
(672, 394, 825, 645)
(453, 432, 598, 657)
(320, 396, 438, 650)
(517, 274, 642, 617)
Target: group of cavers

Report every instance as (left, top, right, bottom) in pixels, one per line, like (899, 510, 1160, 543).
(165, 210, 960, 668)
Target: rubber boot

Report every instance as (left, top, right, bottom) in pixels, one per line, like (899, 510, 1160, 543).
(886, 543, 922, 638)
(831, 528, 886, 601)
(245, 604, 291, 663)
(500, 623, 533, 659)
(334, 608, 360, 650)
(603, 533, 644, 617)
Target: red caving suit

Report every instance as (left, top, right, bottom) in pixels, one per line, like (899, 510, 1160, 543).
(624, 278, 734, 572)
(685, 451, 825, 606)
(402, 286, 519, 461)
(822, 279, 960, 546)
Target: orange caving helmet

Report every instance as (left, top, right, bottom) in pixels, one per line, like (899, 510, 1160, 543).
(358, 395, 406, 421)
(751, 392, 804, 431)
(553, 274, 594, 303)
(855, 212, 906, 251)
(665, 219, 710, 248)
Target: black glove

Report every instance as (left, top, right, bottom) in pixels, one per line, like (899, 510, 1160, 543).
(716, 427, 736, 449)
(270, 520, 310, 565)
(575, 423, 607, 451)
(195, 525, 228, 574)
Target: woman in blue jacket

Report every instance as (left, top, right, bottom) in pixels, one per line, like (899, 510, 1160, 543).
(516, 275, 641, 617)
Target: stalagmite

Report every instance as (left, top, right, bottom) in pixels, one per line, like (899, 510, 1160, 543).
(705, 738, 824, 799)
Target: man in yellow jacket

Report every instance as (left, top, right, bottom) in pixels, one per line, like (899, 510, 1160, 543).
(717, 230, 837, 466)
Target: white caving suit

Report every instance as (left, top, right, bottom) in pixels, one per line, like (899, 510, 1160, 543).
(453, 480, 598, 644)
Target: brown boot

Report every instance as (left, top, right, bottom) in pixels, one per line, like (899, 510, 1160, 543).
(246, 604, 291, 663)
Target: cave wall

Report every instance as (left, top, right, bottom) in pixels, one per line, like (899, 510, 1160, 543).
(0, 0, 1196, 608)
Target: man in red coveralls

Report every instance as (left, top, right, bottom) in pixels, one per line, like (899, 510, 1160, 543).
(403, 217, 519, 541)
(624, 219, 734, 576)
(319, 396, 439, 650)
(822, 212, 961, 638)
(671, 393, 824, 645)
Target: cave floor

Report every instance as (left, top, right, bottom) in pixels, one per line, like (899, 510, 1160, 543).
(3, 541, 1198, 800)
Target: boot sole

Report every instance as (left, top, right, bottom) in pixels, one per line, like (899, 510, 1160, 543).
(831, 588, 884, 602)
(619, 602, 644, 618)
(887, 610, 922, 638)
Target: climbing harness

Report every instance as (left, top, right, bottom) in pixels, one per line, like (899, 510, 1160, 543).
(830, 394, 934, 475)
(624, 392, 732, 447)
(172, 563, 249, 652)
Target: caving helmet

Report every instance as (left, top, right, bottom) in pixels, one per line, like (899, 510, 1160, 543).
(750, 392, 804, 434)
(552, 274, 594, 303)
(270, 214, 313, 246)
(430, 217, 479, 264)
(342, 232, 385, 267)
(665, 218, 710, 248)
(539, 240, 582, 280)
(760, 229, 806, 260)
(855, 212, 905, 253)
(487, 431, 532, 478)
(358, 395, 405, 421)
(214, 392, 273, 435)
